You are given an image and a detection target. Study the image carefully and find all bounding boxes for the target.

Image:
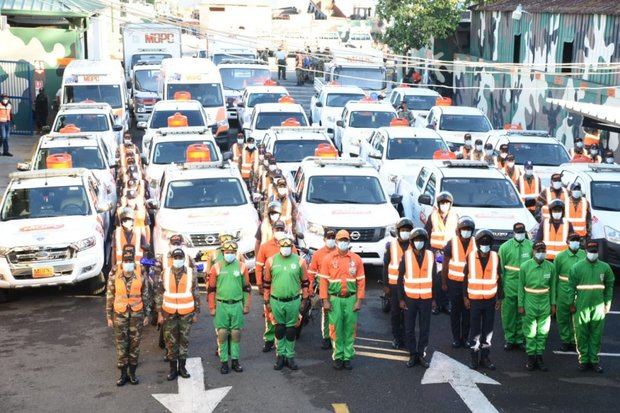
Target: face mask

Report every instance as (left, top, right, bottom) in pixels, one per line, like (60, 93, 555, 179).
(460, 230, 472, 239)
(269, 213, 280, 222)
(325, 239, 336, 249)
(337, 241, 350, 251)
(591, 150, 598, 156)
(514, 232, 526, 242)
(280, 247, 292, 257)
(263, 160, 269, 167)
(507, 161, 515, 168)
(552, 181, 562, 190)
(224, 253, 236, 263)
(268, 165, 276, 172)
(569, 241, 580, 252)
(476, 145, 483, 151)
(479, 245, 491, 253)
(587, 252, 598, 262)
(413, 241, 425, 250)
(122, 220, 133, 230)
(485, 149, 493, 156)
(274, 231, 285, 241)
(399, 231, 411, 240)
(572, 191, 582, 199)
(247, 144, 256, 150)
(576, 141, 584, 148)
(2, 99, 7, 104)
(535, 252, 546, 262)
(464, 141, 472, 148)
(524, 169, 533, 177)
(500, 153, 507, 159)
(277, 188, 287, 197)
(439, 203, 450, 213)
(172, 259, 184, 269)
(606, 157, 614, 164)
(259, 154, 265, 161)
(552, 212, 562, 220)
(122, 262, 135, 273)
(237, 139, 244, 145)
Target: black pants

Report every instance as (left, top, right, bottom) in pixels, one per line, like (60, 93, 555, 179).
(448, 280, 470, 343)
(277, 59, 286, 80)
(468, 298, 496, 353)
(389, 285, 404, 341)
(433, 254, 448, 308)
(404, 297, 432, 357)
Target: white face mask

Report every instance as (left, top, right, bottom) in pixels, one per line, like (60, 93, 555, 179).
(500, 153, 508, 159)
(572, 191, 582, 199)
(413, 241, 425, 250)
(280, 247, 292, 257)
(552, 211, 563, 220)
(277, 188, 287, 197)
(247, 144, 256, 150)
(552, 181, 562, 190)
(1, 99, 7, 104)
(172, 259, 184, 269)
(439, 203, 451, 213)
(507, 161, 515, 168)
(122, 220, 133, 230)
(237, 139, 244, 145)
(535, 252, 546, 262)
(122, 262, 135, 273)
(337, 241, 350, 251)
(569, 241, 580, 251)
(460, 230, 472, 239)
(269, 213, 281, 222)
(479, 245, 491, 253)
(224, 253, 236, 263)
(399, 231, 411, 240)
(524, 169, 533, 177)
(476, 145, 483, 151)
(325, 239, 336, 249)
(587, 252, 598, 262)
(576, 141, 584, 148)
(606, 157, 614, 164)
(268, 165, 276, 172)
(274, 231, 285, 241)
(591, 149, 598, 156)
(485, 149, 493, 156)
(464, 140, 472, 148)
(514, 232, 526, 242)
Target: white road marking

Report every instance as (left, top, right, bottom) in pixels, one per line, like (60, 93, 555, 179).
(354, 344, 408, 354)
(422, 351, 500, 413)
(553, 351, 620, 357)
(152, 357, 231, 413)
(356, 351, 409, 362)
(356, 336, 393, 344)
(607, 311, 620, 315)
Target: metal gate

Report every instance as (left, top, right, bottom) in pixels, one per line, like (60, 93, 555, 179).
(0, 60, 33, 135)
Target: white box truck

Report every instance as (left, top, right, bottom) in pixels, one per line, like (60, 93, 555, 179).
(122, 23, 182, 79)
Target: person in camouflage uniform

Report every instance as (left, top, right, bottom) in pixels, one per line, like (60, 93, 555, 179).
(156, 248, 201, 381)
(106, 245, 150, 386)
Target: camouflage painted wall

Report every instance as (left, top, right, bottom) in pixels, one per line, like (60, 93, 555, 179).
(454, 11, 620, 149)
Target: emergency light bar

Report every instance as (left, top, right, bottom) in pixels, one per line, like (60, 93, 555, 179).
(588, 164, 620, 173)
(305, 157, 367, 168)
(47, 133, 97, 141)
(269, 126, 328, 135)
(504, 130, 551, 137)
(9, 168, 89, 181)
(443, 160, 490, 168)
(177, 161, 230, 170)
(157, 127, 210, 136)
(59, 102, 112, 111)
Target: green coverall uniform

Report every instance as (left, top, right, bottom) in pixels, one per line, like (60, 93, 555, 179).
(568, 259, 615, 365)
(498, 238, 533, 345)
(519, 258, 556, 356)
(554, 248, 585, 346)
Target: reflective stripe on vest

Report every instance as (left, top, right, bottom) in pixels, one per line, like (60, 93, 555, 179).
(232, 144, 242, 162)
(542, 188, 568, 220)
(524, 286, 549, 294)
(430, 209, 458, 250)
(558, 275, 569, 282)
(504, 265, 521, 272)
(113, 268, 144, 313)
(387, 239, 405, 285)
(448, 237, 475, 282)
(115, 227, 143, 262)
(566, 198, 588, 236)
(241, 150, 255, 179)
(403, 248, 434, 299)
(162, 267, 195, 315)
(0, 104, 11, 122)
(543, 219, 569, 259)
(467, 251, 498, 299)
(518, 175, 540, 202)
(576, 284, 605, 290)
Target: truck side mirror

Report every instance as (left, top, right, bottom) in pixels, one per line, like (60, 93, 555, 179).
(41, 125, 51, 134)
(390, 194, 403, 209)
(336, 120, 343, 127)
(113, 124, 123, 132)
(315, 101, 323, 108)
(418, 194, 432, 205)
(137, 121, 147, 130)
(126, 80, 132, 89)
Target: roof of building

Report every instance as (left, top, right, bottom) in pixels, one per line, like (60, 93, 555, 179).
(473, 0, 620, 16)
(0, 0, 106, 17)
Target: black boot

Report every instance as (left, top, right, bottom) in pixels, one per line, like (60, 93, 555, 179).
(167, 360, 178, 381)
(128, 365, 140, 385)
(220, 361, 230, 374)
(231, 359, 243, 373)
(116, 366, 128, 386)
(342, 360, 353, 370)
(469, 350, 479, 369)
(321, 338, 332, 350)
(274, 355, 285, 370)
(262, 340, 274, 353)
(592, 363, 603, 373)
(178, 358, 190, 378)
(536, 355, 548, 372)
(333, 359, 344, 370)
(480, 350, 496, 371)
(286, 357, 299, 370)
(525, 355, 537, 371)
(560, 343, 571, 352)
(418, 356, 430, 369)
(406, 355, 418, 368)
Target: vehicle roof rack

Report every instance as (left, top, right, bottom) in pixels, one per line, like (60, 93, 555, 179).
(304, 156, 367, 168)
(59, 102, 112, 111)
(269, 126, 328, 135)
(158, 127, 211, 136)
(219, 59, 268, 65)
(175, 160, 231, 171)
(504, 130, 551, 137)
(588, 164, 620, 173)
(9, 168, 89, 181)
(443, 160, 490, 168)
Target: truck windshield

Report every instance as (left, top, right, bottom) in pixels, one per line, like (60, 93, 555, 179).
(131, 54, 170, 69)
(54, 114, 109, 132)
(34, 147, 106, 170)
(326, 93, 365, 107)
(441, 178, 522, 208)
(152, 140, 219, 164)
(590, 181, 620, 211)
(164, 178, 247, 208)
(334, 67, 385, 91)
(307, 175, 386, 204)
(507, 142, 570, 166)
(213, 54, 256, 65)
(439, 114, 491, 132)
(166, 83, 223, 108)
(64, 85, 122, 108)
(134, 69, 159, 93)
(349, 111, 395, 128)
(387, 138, 448, 160)
(150, 110, 205, 128)
(403, 95, 438, 111)
(247, 93, 287, 107)
(220, 68, 271, 91)
(255, 112, 307, 130)
(273, 140, 327, 162)
(1, 186, 91, 221)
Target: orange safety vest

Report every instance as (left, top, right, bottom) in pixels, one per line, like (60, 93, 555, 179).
(466, 250, 498, 300)
(565, 198, 589, 237)
(505, 167, 520, 185)
(541, 187, 569, 220)
(403, 248, 434, 299)
(0, 103, 11, 122)
(430, 209, 458, 250)
(518, 175, 540, 212)
(162, 267, 195, 315)
(232, 143, 242, 163)
(241, 149, 255, 179)
(274, 196, 293, 228)
(387, 239, 406, 285)
(543, 218, 569, 260)
(113, 269, 144, 313)
(448, 237, 476, 282)
(115, 227, 143, 263)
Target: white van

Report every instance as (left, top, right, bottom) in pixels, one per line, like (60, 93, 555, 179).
(159, 57, 229, 146)
(61, 60, 129, 131)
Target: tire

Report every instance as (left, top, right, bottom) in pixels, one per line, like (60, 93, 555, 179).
(0, 289, 16, 303)
(84, 272, 106, 295)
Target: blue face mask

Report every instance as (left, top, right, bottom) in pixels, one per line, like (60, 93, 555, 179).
(224, 253, 236, 263)
(172, 259, 184, 269)
(325, 239, 336, 249)
(122, 262, 135, 273)
(337, 241, 350, 252)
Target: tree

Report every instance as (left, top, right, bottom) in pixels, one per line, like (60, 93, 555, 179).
(376, 0, 465, 54)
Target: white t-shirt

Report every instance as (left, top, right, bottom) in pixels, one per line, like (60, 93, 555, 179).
(275, 51, 286, 60)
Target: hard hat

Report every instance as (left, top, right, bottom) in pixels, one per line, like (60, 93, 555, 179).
(457, 216, 475, 231)
(219, 230, 236, 242)
(548, 199, 565, 212)
(267, 201, 283, 214)
(436, 191, 453, 204)
(475, 229, 493, 244)
(171, 248, 185, 258)
(410, 228, 428, 241)
(120, 207, 135, 221)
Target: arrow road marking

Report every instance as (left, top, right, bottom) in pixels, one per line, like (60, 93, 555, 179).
(554, 351, 620, 357)
(152, 357, 231, 413)
(422, 352, 500, 413)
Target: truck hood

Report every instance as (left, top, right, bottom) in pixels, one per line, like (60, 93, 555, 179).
(381, 159, 440, 174)
(0, 216, 98, 248)
(305, 203, 398, 228)
(157, 205, 258, 234)
(591, 209, 620, 239)
(453, 206, 537, 233)
(344, 128, 375, 144)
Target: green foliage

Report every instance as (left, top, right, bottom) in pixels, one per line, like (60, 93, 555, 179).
(376, 0, 465, 53)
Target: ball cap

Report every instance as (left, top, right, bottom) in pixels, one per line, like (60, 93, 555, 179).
(273, 220, 286, 230)
(568, 233, 581, 241)
(171, 248, 185, 258)
(122, 245, 135, 261)
(336, 229, 350, 240)
(524, 161, 533, 169)
(513, 222, 526, 232)
(534, 241, 546, 251)
(586, 241, 599, 252)
(325, 229, 336, 238)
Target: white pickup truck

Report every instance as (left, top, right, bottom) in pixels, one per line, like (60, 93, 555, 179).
(309, 85, 365, 137)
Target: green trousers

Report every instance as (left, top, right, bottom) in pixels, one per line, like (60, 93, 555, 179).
(263, 304, 275, 342)
(522, 294, 551, 355)
(574, 303, 606, 364)
(214, 301, 244, 362)
(329, 295, 358, 361)
(556, 286, 575, 345)
(501, 294, 524, 344)
(271, 297, 301, 358)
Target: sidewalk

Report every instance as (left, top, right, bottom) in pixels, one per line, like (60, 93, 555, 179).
(0, 134, 39, 194)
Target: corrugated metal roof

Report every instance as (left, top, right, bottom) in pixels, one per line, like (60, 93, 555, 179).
(474, 0, 620, 16)
(0, 0, 106, 17)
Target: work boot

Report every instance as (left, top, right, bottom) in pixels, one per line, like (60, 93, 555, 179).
(3, 152, 12, 157)
(128, 365, 140, 385)
(560, 343, 571, 352)
(321, 338, 332, 350)
(418, 356, 430, 369)
(333, 359, 344, 370)
(116, 366, 128, 386)
(178, 358, 190, 378)
(480, 353, 496, 371)
(274, 356, 285, 371)
(431, 306, 440, 315)
(220, 361, 230, 375)
(525, 355, 537, 371)
(452, 340, 462, 349)
(592, 363, 603, 373)
(167, 360, 178, 381)
(518, 343, 526, 352)
(342, 360, 353, 370)
(536, 355, 548, 372)
(469, 350, 479, 370)
(406, 355, 418, 368)
(262, 340, 274, 353)
(578, 362, 590, 371)
(231, 359, 243, 373)
(286, 357, 299, 371)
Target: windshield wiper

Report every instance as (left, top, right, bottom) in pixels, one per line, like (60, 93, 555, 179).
(331, 199, 365, 204)
(309, 198, 332, 204)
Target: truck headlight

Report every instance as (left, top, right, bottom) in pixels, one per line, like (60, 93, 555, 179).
(73, 236, 96, 252)
(307, 221, 324, 236)
(604, 226, 620, 244)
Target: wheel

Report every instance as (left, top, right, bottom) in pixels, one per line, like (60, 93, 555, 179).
(84, 272, 106, 295)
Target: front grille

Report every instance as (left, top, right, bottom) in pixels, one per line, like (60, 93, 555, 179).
(325, 227, 385, 243)
(190, 233, 222, 248)
(11, 264, 74, 280)
(7, 246, 74, 265)
(358, 252, 381, 259)
(606, 243, 620, 265)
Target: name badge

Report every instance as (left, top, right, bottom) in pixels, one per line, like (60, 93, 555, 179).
(543, 273, 550, 279)
(233, 271, 240, 277)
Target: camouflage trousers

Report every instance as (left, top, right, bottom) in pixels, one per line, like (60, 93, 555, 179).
(163, 313, 194, 360)
(113, 312, 143, 368)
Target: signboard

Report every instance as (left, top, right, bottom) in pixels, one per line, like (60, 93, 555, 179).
(145, 33, 176, 44)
